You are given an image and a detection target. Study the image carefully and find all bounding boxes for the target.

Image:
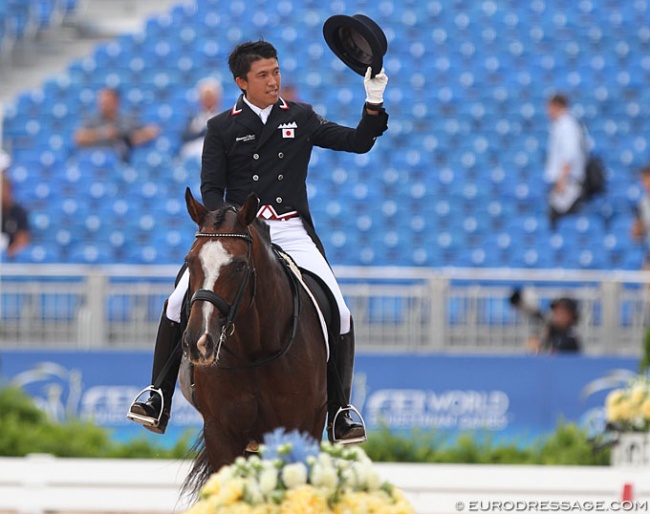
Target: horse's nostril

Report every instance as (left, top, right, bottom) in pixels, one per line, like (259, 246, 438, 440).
(197, 333, 210, 358)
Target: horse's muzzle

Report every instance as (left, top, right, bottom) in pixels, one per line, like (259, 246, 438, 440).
(183, 331, 216, 366)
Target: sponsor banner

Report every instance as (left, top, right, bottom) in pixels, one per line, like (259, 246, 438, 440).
(0, 351, 639, 445)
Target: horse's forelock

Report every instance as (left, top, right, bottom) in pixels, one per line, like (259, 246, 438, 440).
(210, 205, 236, 231)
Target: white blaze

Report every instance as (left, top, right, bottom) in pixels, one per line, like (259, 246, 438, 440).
(199, 240, 233, 334)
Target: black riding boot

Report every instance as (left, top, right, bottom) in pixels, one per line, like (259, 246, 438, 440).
(127, 304, 182, 434)
(327, 321, 366, 444)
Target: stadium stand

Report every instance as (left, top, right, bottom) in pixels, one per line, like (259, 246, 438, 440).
(1, 0, 649, 269)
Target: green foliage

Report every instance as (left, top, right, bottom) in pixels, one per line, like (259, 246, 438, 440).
(641, 327, 650, 373)
(0, 386, 610, 465)
(531, 421, 610, 466)
(0, 386, 193, 459)
(362, 421, 611, 466)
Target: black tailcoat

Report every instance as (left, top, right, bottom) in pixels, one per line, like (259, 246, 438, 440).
(200, 95, 388, 251)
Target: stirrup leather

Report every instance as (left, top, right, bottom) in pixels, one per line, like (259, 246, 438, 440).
(332, 405, 367, 445)
(126, 386, 165, 428)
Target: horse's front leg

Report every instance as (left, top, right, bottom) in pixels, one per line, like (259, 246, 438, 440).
(202, 422, 249, 471)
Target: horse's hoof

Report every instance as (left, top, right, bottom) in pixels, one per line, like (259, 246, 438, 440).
(245, 441, 260, 453)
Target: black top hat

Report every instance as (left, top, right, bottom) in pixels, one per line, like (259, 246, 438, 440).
(323, 14, 388, 77)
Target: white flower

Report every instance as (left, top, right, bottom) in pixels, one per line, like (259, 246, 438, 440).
(310, 462, 339, 490)
(243, 477, 264, 505)
(281, 462, 308, 489)
(364, 466, 383, 492)
(259, 467, 278, 495)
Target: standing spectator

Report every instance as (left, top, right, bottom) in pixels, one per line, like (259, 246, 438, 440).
(73, 87, 160, 162)
(544, 93, 588, 230)
(631, 164, 650, 269)
(1, 153, 31, 258)
(180, 78, 223, 160)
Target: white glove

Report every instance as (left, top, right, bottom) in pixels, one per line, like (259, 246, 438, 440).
(364, 66, 388, 105)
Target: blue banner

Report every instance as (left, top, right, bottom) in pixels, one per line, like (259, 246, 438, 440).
(0, 350, 640, 446)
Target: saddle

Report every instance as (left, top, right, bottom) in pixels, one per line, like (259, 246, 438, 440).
(272, 246, 340, 359)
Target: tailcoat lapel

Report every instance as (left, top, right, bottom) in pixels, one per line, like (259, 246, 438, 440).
(257, 97, 291, 148)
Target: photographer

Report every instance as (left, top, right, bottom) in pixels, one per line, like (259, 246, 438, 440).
(510, 290, 582, 354)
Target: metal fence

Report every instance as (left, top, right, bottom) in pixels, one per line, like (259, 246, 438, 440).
(1, 263, 649, 356)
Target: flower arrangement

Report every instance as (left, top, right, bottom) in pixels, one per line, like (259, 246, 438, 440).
(183, 428, 415, 514)
(605, 374, 650, 432)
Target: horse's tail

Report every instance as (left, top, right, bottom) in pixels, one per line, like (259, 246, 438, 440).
(181, 433, 214, 504)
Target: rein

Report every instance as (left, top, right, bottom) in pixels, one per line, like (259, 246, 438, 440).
(189, 230, 301, 371)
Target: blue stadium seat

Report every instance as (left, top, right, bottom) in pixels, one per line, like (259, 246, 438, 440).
(1, 0, 648, 269)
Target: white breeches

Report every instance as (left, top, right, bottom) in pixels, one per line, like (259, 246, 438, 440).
(165, 217, 351, 335)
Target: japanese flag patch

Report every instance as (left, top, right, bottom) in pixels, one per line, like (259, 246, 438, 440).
(278, 122, 297, 138)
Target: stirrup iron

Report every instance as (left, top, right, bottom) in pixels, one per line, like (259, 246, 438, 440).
(332, 405, 367, 445)
(126, 386, 165, 428)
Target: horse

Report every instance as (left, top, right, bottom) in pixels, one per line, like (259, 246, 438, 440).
(178, 188, 328, 496)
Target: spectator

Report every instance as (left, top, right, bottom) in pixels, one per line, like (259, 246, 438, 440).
(1, 153, 31, 258)
(73, 87, 160, 162)
(510, 289, 582, 354)
(544, 93, 587, 230)
(180, 78, 223, 160)
(280, 83, 299, 102)
(631, 164, 650, 269)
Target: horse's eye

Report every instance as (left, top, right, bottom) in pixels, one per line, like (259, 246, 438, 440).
(234, 260, 247, 273)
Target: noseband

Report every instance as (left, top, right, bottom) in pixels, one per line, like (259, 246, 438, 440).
(190, 230, 255, 350)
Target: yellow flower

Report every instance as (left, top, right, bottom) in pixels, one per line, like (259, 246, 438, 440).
(213, 477, 246, 506)
(279, 485, 329, 514)
(605, 389, 625, 409)
(642, 397, 650, 420)
(201, 473, 223, 498)
(630, 384, 648, 405)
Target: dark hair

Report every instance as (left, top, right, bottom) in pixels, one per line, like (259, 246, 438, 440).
(228, 40, 278, 82)
(548, 93, 569, 108)
(640, 165, 650, 176)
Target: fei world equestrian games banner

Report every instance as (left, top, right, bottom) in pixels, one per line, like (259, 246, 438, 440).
(0, 350, 640, 446)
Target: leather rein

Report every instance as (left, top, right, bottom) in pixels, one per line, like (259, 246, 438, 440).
(189, 229, 301, 371)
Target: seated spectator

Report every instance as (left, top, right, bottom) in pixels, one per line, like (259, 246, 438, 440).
(631, 164, 650, 269)
(180, 78, 223, 160)
(73, 87, 160, 162)
(281, 83, 299, 102)
(1, 153, 31, 259)
(544, 93, 588, 230)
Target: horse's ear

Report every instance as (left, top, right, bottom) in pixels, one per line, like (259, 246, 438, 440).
(185, 187, 208, 225)
(237, 193, 260, 227)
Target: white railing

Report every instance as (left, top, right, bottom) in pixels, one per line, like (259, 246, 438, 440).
(1, 264, 649, 355)
(0, 455, 649, 514)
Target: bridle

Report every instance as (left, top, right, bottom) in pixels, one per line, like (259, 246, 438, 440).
(190, 230, 255, 358)
(188, 227, 301, 370)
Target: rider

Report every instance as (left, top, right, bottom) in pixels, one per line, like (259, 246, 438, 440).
(127, 40, 389, 443)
